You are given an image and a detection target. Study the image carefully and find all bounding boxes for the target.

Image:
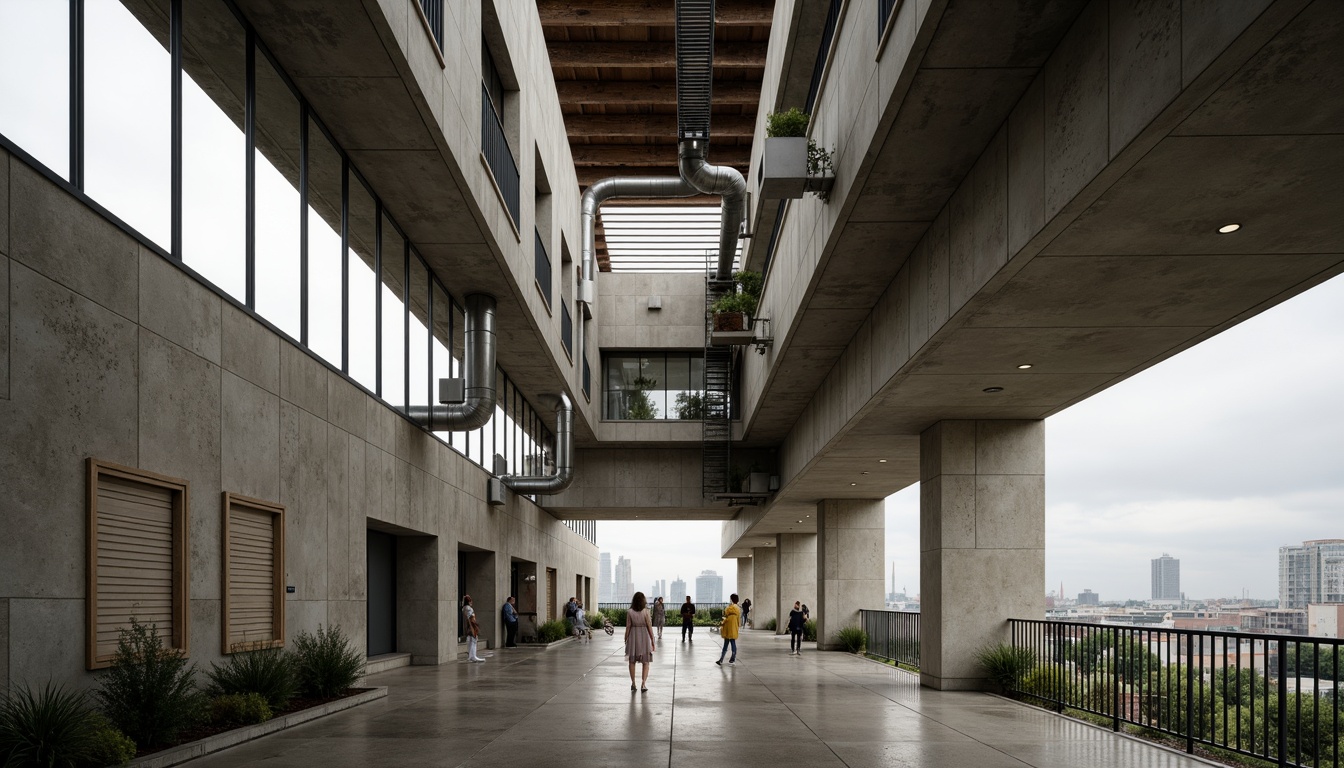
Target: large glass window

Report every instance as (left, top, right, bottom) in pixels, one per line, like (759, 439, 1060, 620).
(407, 252, 431, 419)
(379, 218, 406, 405)
(347, 175, 377, 390)
(85, 0, 171, 246)
(253, 50, 302, 337)
(0, 1, 69, 176)
(180, 0, 246, 294)
(603, 352, 705, 420)
(306, 118, 343, 366)
(429, 281, 455, 437)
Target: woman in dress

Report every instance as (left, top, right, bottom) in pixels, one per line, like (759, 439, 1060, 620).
(651, 596, 667, 641)
(626, 591, 656, 692)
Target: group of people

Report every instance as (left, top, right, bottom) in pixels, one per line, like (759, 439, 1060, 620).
(466, 592, 812, 677)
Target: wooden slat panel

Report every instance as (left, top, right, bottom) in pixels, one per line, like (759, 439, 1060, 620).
(227, 505, 275, 648)
(94, 476, 175, 660)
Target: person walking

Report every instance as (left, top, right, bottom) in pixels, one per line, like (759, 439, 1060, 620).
(741, 598, 751, 628)
(574, 601, 588, 641)
(463, 595, 485, 662)
(787, 600, 806, 655)
(626, 591, 656, 692)
(652, 596, 666, 641)
(680, 595, 696, 642)
(564, 596, 579, 634)
(502, 596, 519, 648)
(716, 594, 742, 666)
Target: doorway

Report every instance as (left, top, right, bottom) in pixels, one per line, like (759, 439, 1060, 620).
(367, 530, 396, 656)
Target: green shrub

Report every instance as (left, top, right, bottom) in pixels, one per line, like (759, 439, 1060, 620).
(974, 643, 1037, 694)
(836, 626, 867, 653)
(88, 715, 137, 766)
(207, 649, 297, 710)
(94, 619, 205, 749)
(589, 613, 606, 629)
(765, 618, 777, 631)
(537, 620, 569, 643)
(803, 620, 817, 642)
(209, 693, 273, 728)
(291, 625, 365, 699)
(766, 107, 810, 138)
(1019, 666, 1072, 710)
(0, 682, 102, 767)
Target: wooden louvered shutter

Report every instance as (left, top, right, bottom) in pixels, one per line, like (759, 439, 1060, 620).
(222, 494, 285, 653)
(87, 460, 189, 669)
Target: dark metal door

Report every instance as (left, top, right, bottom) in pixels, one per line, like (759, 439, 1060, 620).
(367, 530, 396, 656)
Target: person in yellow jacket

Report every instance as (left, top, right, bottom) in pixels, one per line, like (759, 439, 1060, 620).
(716, 594, 742, 666)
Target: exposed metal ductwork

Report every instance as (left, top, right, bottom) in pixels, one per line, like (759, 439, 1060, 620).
(405, 293, 497, 430)
(581, 176, 701, 287)
(679, 140, 747, 280)
(675, 0, 747, 280)
(497, 392, 575, 496)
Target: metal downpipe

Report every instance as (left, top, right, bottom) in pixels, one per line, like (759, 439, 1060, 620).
(500, 393, 574, 495)
(404, 293, 497, 430)
(678, 140, 747, 280)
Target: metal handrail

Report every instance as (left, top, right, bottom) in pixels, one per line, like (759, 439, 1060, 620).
(480, 83, 519, 225)
(1012, 618, 1344, 767)
(861, 609, 921, 668)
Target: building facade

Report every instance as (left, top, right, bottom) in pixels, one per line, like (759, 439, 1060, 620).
(1152, 555, 1181, 601)
(599, 553, 613, 604)
(696, 570, 724, 604)
(671, 578, 688, 602)
(1279, 540, 1344, 609)
(615, 556, 633, 602)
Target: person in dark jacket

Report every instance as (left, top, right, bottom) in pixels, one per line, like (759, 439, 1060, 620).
(787, 600, 806, 655)
(680, 596, 696, 642)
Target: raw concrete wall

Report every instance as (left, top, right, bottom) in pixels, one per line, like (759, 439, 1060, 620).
(751, 546, 779, 629)
(0, 151, 596, 691)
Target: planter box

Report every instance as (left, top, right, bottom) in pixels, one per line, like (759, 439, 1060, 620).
(713, 311, 747, 332)
(759, 136, 808, 199)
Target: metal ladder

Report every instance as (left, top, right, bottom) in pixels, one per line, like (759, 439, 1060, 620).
(702, 278, 734, 497)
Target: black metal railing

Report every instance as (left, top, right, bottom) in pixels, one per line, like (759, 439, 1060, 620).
(597, 602, 733, 626)
(862, 609, 920, 668)
(481, 83, 520, 225)
(1012, 619, 1344, 767)
(561, 302, 573, 358)
(582, 355, 591, 399)
(534, 228, 552, 305)
(805, 0, 843, 113)
(419, 0, 444, 49)
(878, 0, 899, 45)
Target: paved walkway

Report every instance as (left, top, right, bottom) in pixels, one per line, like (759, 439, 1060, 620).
(190, 629, 1212, 767)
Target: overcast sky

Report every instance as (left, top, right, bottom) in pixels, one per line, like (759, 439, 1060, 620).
(601, 272, 1344, 606)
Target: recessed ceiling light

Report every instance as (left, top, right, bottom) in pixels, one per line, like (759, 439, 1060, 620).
(798, 520, 803, 523)
(983, 386, 1004, 393)
(805, 515, 810, 518)
(850, 482, 857, 486)
(861, 471, 869, 475)
(1218, 223, 1241, 234)
(878, 459, 887, 463)
(1017, 364, 1033, 370)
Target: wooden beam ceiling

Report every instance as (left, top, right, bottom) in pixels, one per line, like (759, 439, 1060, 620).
(544, 0, 773, 270)
(546, 41, 767, 68)
(564, 114, 757, 139)
(538, 0, 774, 27)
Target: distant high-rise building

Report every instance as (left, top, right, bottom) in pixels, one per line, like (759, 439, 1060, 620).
(615, 556, 633, 600)
(1280, 540, 1344, 609)
(1151, 554, 1181, 600)
(1077, 589, 1099, 606)
(671, 577, 687, 601)
(599, 553, 613, 604)
(696, 569, 724, 603)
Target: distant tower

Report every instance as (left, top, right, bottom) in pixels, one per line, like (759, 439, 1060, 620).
(1151, 554, 1181, 600)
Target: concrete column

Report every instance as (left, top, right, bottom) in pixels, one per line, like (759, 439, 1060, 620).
(464, 550, 498, 652)
(735, 557, 754, 625)
(816, 499, 885, 650)
(776, 533, 817, 635)
(751, 546, 778, 630)
(920, 420, 1044, 691)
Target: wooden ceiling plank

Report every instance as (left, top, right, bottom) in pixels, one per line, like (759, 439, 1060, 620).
(556, 80, 760, 105)
(546, 41, 767, 68)
(570, 144, 751, 166)
(537, 0, 774, 27)
(564, 113, 756, 138)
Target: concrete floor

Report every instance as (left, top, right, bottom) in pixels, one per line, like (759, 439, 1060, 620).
(189, 630, 1213, 767)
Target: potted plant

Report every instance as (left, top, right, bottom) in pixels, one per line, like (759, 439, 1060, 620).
(761, 108, 837, 200)
(710, 270, 762, 335)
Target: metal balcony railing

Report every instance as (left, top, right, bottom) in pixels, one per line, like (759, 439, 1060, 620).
(481, 84, 520, 226)
(418, 0, 444, 49)
(534, 228, 552, 306)
(1012, 619, 1344, 767)
(861, 609, 921, 668)
(561, 302, 573, 358)
(582, 355, 591, 399)
(878, 0, 899, 44)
